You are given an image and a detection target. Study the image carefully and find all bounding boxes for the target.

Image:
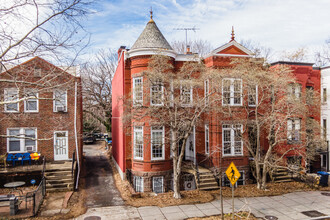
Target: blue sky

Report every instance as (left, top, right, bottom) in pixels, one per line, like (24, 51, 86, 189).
(84, 0, 330, 62)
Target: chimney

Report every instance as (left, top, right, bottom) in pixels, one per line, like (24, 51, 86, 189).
(186, 45, 192, 54)
(118, 46, 126, 59)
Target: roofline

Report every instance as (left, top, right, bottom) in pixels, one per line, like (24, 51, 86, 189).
(0, 56, 79, 77)
(321, 66, 330, 70)
(271, 61, 315, 66)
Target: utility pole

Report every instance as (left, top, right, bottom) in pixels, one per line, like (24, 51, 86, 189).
(174, 27, 199, 52)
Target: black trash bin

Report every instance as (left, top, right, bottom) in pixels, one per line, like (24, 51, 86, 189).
(317, 171, 330, 187)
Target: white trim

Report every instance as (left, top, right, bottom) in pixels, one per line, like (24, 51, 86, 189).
(53, 90, 68, 112)
(7, 127, 37, 153)
(204, 40, 254, 59)
(24, 89, 39, 113)
(150, 79, 164, 106)
(180, 84, 193, 106)
(112, 155, 126, 180)
(204, 79, 209, 105)
(205, 124, 209, 155)
(222, 124, 243, 156)
(222, 78, 243, 106)
(152, 176, 164, 193)
(151, 126, 165, 161)
(133, 77, 143, 105)
(53, 131, 69, 160)
(134, 176, 144, 192)
(127, 48, 177, 59)
(133, 126, 144, 160)
(175, 54, 200, 62)
(248, 85, 258, 107)
(4, 88, 19, 113)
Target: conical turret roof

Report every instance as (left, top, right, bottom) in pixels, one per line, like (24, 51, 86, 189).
(131, 19, 173, 50)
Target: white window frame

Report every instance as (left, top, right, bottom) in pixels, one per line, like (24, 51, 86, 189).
(287, 118, 301, 143)
(24, 89, 39, 112)
(323, 87, 327, 104)
(204, 79, 209, 105)
(222, 124, 243, 156)
(222, 78, 242, 106)
(133, 126, 143, 160)
(133, 77, 143, 105)
(150, 79, 163, 106)
(152, 176, 164, 193)
(134, 176, 144, 192)
(151, 126, 165, 160)
(180, 84, 193, 106)
(288, 83, 301, 100)
(205, 124, 209, 155)
(7, 128, 37, 153)
(248, 85, 258, 106)
(4, 88, 19, 112)
(53, 90, 67, 112)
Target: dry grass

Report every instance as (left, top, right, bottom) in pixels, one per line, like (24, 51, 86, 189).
(189, 212, 258, 220)
(109, 152, 330, 208)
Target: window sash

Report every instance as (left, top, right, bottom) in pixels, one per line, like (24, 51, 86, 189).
(181, 85, 192, 106)
(4, 88, 19, 112)
(134, 176, 144, 192)
(24, 89, 38, 112)
(205, 124, 209, 154)
(133, 127, 143, 160)
(222, 124, 243, 156)
(222, 79, 242, 106)
(204, 79, 209, 105)
(287, 119, 301, 142)
(153, 176, 164, 193)
(133, 77, 143, 104)
(7, 128, 37, 152)
(150, 80, 163, 105)
(248, 85, 257, 106)
(54, 90, 67, 111)
(151, 127, 164, 160)
(323, 88, 327, 103)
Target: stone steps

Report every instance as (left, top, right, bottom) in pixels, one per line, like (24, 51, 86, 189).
(197, 172, 219, 190)
(45, 168, 73, 192)
(272, 168, 292, 183)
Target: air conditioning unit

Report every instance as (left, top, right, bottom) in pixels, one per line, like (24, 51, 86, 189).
(184, 180, 195, 191)
(26, 146, 35, 152)
(56, 106, 66, 112)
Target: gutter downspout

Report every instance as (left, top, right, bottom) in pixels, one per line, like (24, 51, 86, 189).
(74, 80, 80, 190)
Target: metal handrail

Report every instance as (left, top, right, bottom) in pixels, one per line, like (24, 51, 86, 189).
(41, 156, 46, 178)
(71, 151, 76, 177)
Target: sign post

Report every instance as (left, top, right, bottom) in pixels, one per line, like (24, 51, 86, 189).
(225, 162, 241, 220)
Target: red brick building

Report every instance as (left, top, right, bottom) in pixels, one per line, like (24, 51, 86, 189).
(0, 57, 83, 163)
(112, 15, 321, 192)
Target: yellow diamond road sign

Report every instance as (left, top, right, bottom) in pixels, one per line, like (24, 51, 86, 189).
(225, 162, 241, 186)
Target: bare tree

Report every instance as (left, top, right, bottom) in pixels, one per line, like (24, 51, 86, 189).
(240, 39, 273, 62)
(314, 39, 330, 67)
(81, 49, 117, 133)
(171, 39, 212, 56)
(123, 54, 218, 199)
(212, 58, 325, 189)
(0, 0, 91, 69)
(280, 48, 308, 62)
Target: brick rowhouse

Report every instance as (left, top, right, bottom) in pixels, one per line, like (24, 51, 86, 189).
(0, 57, 83, 163)
(112, 14, 322, 192)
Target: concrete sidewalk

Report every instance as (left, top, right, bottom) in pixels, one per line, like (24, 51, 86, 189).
(76, 191, 330, 220)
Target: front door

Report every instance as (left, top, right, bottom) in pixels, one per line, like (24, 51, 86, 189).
(54, 131, 69, 160)
(185, 127, 195, 163)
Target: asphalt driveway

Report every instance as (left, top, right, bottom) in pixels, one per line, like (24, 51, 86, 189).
(84, 141, 124, 208)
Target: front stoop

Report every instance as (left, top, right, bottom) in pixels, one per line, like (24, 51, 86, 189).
(271, 168, 293, 183)
(197, 171, 219, 190)
(45, 168, 74, 192)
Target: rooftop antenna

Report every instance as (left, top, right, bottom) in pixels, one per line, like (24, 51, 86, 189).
(174, 27, 200, 53)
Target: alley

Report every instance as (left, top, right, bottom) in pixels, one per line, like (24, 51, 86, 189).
(84, 141, 124, 208)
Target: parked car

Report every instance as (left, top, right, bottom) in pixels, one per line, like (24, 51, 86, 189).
(83, 134, 96, 144)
